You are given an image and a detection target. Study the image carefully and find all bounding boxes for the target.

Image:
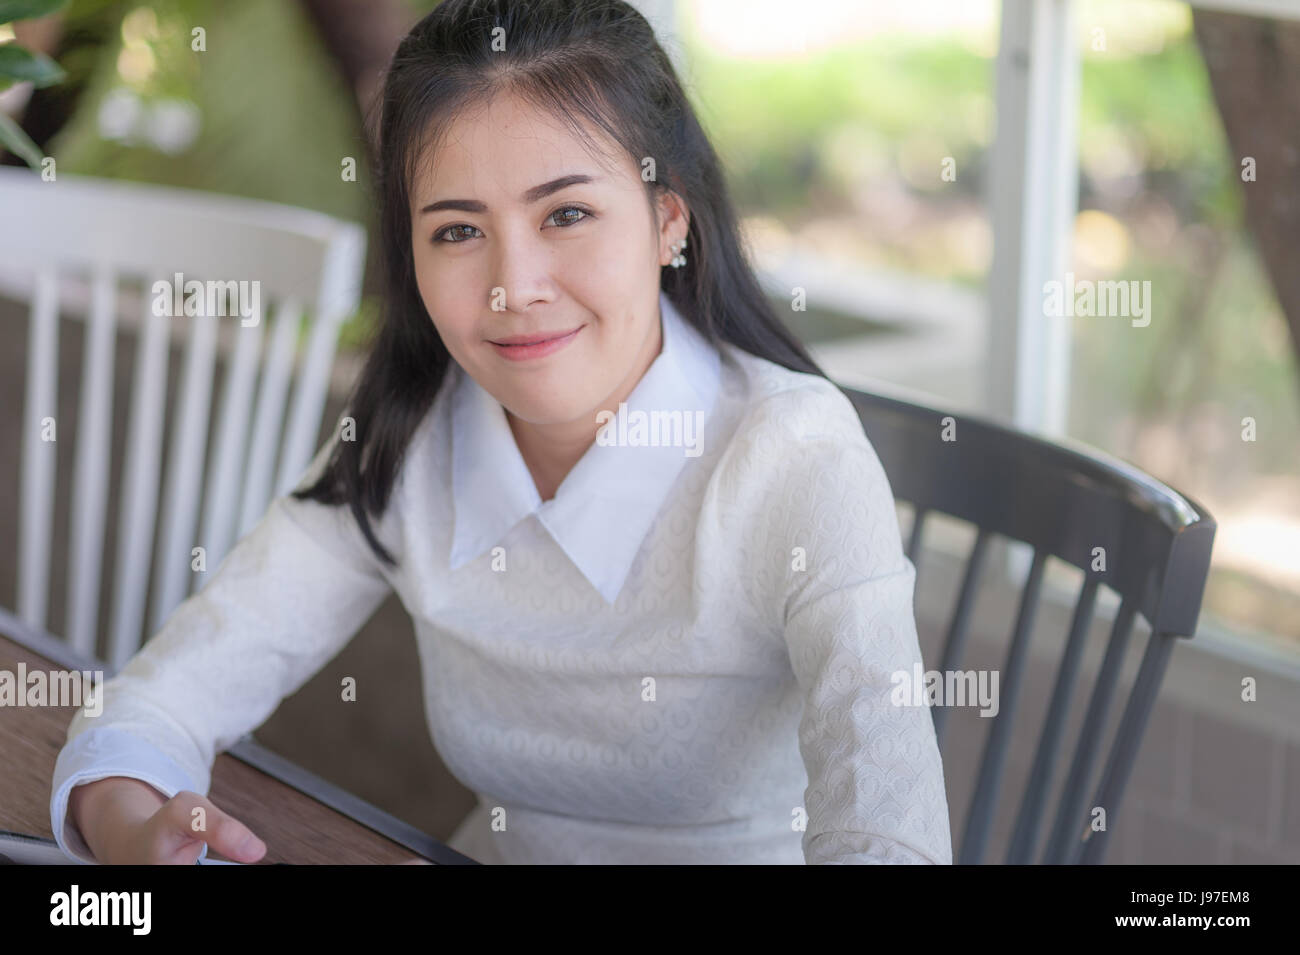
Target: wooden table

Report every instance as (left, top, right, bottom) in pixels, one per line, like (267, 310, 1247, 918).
(0, 609, 475, 864)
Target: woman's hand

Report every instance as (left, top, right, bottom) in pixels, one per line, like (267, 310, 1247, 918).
(68, 776, 267, 865)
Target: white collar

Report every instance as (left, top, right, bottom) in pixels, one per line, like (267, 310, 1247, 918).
(449, 290, 722, 604)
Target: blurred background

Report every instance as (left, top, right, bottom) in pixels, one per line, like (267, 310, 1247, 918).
(2, 0, 1298, 863)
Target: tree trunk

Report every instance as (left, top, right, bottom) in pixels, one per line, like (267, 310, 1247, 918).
(1192, 11, 1300, 392)
(294, 0, 419, 155)
(294, 0, 420, 305)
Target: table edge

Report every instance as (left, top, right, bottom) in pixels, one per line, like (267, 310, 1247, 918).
(0, 606, 477, 865)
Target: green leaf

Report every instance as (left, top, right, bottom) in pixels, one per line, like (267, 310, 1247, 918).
(0, 109, 43, 169)
(0, 0, 70, 25)
(0, 43, 65, 88)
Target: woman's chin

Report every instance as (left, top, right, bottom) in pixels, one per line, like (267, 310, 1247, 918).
(501, 390, 599, 430)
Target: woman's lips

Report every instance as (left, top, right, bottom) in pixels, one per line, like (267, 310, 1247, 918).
(488, 325, 584, 361)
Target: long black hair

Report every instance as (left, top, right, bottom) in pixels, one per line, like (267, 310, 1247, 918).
(292, 0, 828, 568)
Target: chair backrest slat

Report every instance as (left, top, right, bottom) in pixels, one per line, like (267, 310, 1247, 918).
(931, 526, 992, 746)
(1041, 594, 1138, 863)
(1078, 629, 1178, 864)
(149, 311, 220, 635)
(1005, 575, 1099, 863)
(275, 301, 347, 498)
(18, 268, 60, 632)
(106, 299, 172, 672)
(65, 265, 119, 658)
(906, 506, 928, 566)
(196, 306, 266, 591)
(270, 223, 364, 499)
(238, 299, 302, 539)
(958, 548, 1047, 864)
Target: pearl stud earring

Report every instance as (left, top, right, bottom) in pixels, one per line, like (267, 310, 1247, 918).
(669, 236, 688, 268)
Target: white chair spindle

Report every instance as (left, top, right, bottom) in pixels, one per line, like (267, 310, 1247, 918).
(197, 303, 266, 588)
(276, 307, 344, 497)
(17, 267, 60, 633)
(65, 264, 119, 659)
(106, 294, 172, 670)
(238, 299, 301, 538)
(269, 223, 365, 497)
(150, 309, 219, 633)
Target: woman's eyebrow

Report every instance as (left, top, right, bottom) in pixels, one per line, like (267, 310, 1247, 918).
(419, 173, 601, 215)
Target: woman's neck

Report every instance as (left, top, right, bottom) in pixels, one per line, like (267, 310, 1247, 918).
(505, 412, 596, 502)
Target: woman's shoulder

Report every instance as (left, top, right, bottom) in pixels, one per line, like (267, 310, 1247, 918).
(714, 343, 903, 513)
(709, 346, 905, 613)
(719, 344, 869, 451)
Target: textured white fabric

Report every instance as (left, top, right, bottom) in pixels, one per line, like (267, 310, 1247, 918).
(50, 290, 952, 865)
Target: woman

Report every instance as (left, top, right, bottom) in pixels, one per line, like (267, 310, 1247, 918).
(52, 0, 952, 865)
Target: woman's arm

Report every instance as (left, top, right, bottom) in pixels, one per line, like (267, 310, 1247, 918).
(51, 436, 398, 862)
(784, 554, 952, 864)
(737, 383, 954, 864)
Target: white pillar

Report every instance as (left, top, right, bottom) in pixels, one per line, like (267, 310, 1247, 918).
(985, 0, 1079, 436)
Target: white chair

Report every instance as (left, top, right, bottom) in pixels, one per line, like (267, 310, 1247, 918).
(0, 166, 366, 672)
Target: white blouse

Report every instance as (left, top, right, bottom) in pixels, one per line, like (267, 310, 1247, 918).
(50, 290, 953, 865)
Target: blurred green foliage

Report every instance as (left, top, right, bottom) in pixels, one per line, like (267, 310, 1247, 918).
(687, 36, 992, 220)
(51, 0, 366, 217)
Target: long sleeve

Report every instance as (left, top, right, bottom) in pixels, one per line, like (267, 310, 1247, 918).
(784, 556, 953, 864)
(50, 436, 396, 862)
(728, 381, 954, 865)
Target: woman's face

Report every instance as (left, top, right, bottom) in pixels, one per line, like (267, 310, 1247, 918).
(409, 91, 688, 430)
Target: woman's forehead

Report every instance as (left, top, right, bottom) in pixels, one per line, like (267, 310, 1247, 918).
(411, 92, 629, 199)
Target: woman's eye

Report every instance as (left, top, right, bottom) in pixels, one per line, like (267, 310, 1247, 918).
(548, 205, 590, 227)
(433, 224, 482, 243)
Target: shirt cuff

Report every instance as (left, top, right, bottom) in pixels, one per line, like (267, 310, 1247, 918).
(50, 726, 208, 864)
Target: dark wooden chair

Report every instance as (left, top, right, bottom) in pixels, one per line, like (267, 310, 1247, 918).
(841, 383, 1216, 864)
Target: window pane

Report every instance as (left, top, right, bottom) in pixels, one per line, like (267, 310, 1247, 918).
(681, 0, 998, 410)
(1069, 0, 1300, 645)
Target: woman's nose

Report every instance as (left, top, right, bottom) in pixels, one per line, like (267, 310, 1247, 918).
(489, 224, 554, 312)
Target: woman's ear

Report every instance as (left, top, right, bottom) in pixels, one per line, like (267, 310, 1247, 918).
(655, 189, 691, 266)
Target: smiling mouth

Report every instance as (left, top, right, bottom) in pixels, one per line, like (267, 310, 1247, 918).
(487, 324, 585, 361)
(488, 327, 583, 346)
